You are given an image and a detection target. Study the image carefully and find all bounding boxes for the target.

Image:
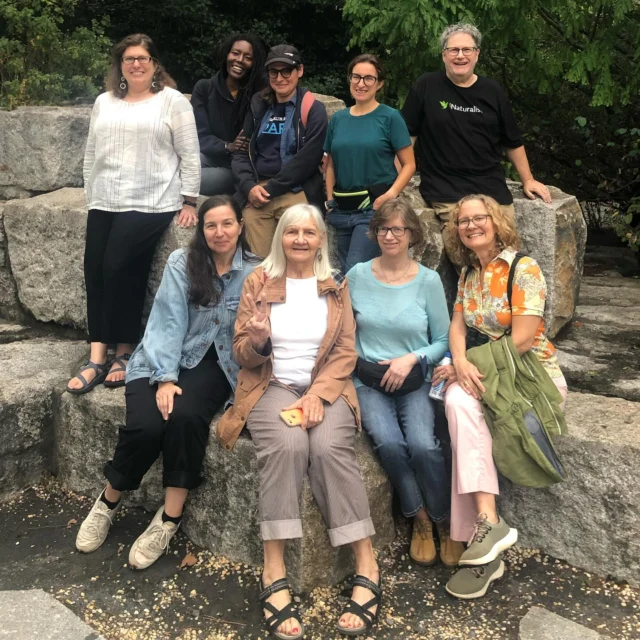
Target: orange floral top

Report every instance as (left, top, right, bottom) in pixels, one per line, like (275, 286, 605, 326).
(453, 248, 562, 378)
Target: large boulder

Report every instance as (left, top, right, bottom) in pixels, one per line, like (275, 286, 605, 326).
(56, 386, 395, 592)
(499, 391, 640, 587)
(0, 338, 87, 501)
(0, 106, 92, 200)
(0, 203, 23, 321)
(3, 188, 193, 331)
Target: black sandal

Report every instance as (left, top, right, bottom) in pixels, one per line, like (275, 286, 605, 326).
(66, 360, 108, 395)
(103, 353, 131, 388)
(259, 577, 305, 640)
(336, 574, 382, 637)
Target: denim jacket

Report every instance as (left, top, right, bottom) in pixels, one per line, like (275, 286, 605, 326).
(126, 246, 257, 389)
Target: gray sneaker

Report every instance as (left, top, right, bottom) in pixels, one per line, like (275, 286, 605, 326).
(76, 493, 121, 553)
(445, 557, 505, 599)
(128, 507, 180, 570)
(459, 513, 517, 566)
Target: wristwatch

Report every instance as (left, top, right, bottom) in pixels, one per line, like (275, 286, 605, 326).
(325, 199, 337, 211)
(183, 200, 197, 208)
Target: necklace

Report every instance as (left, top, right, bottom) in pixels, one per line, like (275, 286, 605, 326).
(378, 259, 412, 284)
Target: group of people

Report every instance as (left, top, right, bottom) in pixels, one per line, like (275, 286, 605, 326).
(67, 22, 566, 639)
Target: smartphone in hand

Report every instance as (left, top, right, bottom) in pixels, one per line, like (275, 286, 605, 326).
(280, 408, 303, 427)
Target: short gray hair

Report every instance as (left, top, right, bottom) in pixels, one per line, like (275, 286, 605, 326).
(261, 203, 335, 280)
(440, 23, 482, 50)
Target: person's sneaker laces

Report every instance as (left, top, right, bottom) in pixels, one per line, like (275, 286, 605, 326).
(129, 507, 180, 570)
(445, 556, 505, 599)
(459, 513, 517, 566)
(76, 493, 121, 553)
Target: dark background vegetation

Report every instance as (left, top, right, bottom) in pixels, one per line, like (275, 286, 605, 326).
(1, 0, 638, 248)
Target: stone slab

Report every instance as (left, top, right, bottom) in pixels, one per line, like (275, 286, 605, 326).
(0, 106, 92, 199)
(56, 385, 395, 593)
(519, 606, 608, 640)
(500, 392, 640, 587)
(0, 588, 104, 639)
(0, 339, 88, 501)
(0, 203, 22, 321)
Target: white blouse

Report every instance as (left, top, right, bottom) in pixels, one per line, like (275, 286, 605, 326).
(270, 277, 329, 389)
(83, 88, 200, 213)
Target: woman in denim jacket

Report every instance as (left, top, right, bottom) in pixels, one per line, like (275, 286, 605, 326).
(75, 195, 258, 569)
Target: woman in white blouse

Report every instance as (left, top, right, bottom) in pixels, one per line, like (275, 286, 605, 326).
(68, 33, 200, 394)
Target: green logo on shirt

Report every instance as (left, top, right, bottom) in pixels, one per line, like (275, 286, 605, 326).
(440, 101, 449, 109)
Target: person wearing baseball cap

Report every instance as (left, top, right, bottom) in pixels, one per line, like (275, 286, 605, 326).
(232, 44, 328, 258)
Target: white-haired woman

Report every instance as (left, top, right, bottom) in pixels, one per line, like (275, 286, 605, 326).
(218, 203, 381, 639)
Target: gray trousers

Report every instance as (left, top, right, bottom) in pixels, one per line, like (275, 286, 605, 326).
(246, 383, 375, 547)
(200, 153, 235, 196)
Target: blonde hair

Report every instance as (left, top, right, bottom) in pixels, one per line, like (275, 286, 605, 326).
(444, 194, 520, 266)
(261, 204, 335, 280)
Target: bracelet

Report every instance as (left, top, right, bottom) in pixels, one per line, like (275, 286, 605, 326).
(183, 200, 197, 208)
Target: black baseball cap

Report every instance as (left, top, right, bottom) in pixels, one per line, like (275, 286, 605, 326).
(265, 44, 302, 68)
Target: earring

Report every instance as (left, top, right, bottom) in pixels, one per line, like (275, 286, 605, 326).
(317, 252, 323, 262)
(119, 75, 127, 91)
(151, 73, 158, 89)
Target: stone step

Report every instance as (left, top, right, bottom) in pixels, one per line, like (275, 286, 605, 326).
(0, 338, 88, 501)
(55, 384, 395, 593)
(519, 606, 610, 640)
(500, 391, 640, 588)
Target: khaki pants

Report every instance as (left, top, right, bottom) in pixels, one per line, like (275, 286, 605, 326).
(429, 201, 516, 269)
(242, 186, 308, 258)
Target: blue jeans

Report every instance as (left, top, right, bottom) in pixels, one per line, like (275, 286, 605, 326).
(357, 382, 450, 521)
(326, 208, 380, 274)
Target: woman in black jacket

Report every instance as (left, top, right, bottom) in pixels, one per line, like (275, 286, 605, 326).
(192, 33, 268, 196)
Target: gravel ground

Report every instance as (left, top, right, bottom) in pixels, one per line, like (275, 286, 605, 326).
(1, 481, 638, 640)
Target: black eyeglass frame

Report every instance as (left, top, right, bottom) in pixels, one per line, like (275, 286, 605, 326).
(374, 226, 414, 238)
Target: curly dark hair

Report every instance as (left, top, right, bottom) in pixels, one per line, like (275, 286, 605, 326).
(218, 33, 268, 131)
(186, 195, 254, 308)
(106, 33, 176, 99)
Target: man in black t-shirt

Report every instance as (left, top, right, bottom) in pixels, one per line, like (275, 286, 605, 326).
(402, 23, 551, 243)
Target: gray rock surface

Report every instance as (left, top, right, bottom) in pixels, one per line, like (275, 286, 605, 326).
(0, 106, 92, 199)
(4, 188, 194, 331)
(508, 181, 587, 337)
(0, 203, 22, 321)
(0, 588, 104, 639)
(0, 338, 87, 501)
(556, 274, 640, 402)
(519, 606, 608, 640)
(500, 392, 640, 587)
(57, 386, 395, 592)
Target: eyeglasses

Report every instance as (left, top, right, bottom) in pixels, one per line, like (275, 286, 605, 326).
(268, 67, 295, 79)
(375, 226, 413, 237)
(443, 47, 478, 57)
(455, 214, 491, 229)
(122, 56, 154, 65)
(348, 73, 378, 87)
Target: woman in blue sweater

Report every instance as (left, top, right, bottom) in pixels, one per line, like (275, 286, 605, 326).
(347, 199, 463, 569)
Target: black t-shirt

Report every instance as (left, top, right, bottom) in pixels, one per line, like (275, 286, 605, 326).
(401, 71, 524, 205)
(255, 102, 287, 179)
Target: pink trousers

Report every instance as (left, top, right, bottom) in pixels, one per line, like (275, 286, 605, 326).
(444, 376, 568, 542)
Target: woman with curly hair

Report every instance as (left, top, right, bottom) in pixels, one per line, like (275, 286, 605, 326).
(68, 33, 200, 394)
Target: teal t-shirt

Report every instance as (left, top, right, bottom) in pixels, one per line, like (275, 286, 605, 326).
(346, 260, 450, 387)
(324, 104, 411, 191)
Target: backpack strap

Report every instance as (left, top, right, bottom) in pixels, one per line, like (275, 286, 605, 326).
(507, 252, 525, 308)
(300, 91, 315, 128)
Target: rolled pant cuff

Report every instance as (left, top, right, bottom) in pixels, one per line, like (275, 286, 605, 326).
(104, 461, 141, 492)
(260, 519, 303, 541)
(328, 518, 376, 547)
(163, 470, 203, 490)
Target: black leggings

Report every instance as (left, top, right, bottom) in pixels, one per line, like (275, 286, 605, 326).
(104, 356, 231, 491)
(84, 209, 175, 344)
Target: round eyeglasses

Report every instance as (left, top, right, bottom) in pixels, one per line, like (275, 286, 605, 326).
(443, 47, 478, 57)
(455, 214, 491, 229)
(348, 73, 378, 87)
(375, 226, 413, 237)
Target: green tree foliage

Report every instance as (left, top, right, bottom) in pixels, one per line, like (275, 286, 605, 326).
(0, 0, 111, 108)
(344, 0, 640, 249)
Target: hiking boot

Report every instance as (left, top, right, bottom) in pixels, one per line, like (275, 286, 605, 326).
(409, 519, 437, 566)
(129, 507, 180, 570)
(76, 493, 121, 553)
(445, 557, 505, 599)
(435, 520, 464, 568)
(459, 513, 517, 566)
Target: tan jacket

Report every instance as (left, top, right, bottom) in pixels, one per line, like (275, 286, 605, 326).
(217, 266, 360, 450)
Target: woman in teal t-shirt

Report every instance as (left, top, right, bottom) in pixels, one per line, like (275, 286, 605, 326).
(324, 54, 415, 273)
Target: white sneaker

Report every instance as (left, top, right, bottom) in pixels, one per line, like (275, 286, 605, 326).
(76, 493, 121, 553)
(128, 507, 180, 570)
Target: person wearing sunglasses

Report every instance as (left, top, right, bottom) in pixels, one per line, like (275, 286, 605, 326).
(401, 23, 551, 265)
(324, 54, 415, 274)
(346, 198, 463, 572)
(232, 44, 327, 259)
